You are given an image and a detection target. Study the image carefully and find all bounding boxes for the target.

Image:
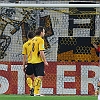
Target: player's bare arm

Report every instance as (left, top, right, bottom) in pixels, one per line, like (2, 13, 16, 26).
(40, 50, 48, 66)
(22, 55, 27, 72)
(93, 43, 98, 49)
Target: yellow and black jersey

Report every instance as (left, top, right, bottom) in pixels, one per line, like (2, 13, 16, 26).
(22, 39, 33, 63)
(30, 36, 45, 64)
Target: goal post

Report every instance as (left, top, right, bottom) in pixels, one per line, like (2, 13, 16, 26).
(0, 3, 100, 8)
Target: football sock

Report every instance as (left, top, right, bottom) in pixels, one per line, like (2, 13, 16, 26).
(34, 77, 42, 95)
(26, 77, 33, 89)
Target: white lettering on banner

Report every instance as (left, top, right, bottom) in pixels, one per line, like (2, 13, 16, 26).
(0, 64, 9, 94)
(11, 65, 25, 94)
(81, 65, 100, 94)
(40, 88, 53, 94)
(56, 65, 76, 94)
(73, 19, 90, 37)
(0, 64, 100, 94)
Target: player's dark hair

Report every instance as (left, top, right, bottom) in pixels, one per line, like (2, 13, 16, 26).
(35, 26, 44, 36)
(27, 31, 34, 39)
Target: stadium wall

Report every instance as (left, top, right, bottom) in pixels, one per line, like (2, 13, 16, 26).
(0, 62, 100, 95)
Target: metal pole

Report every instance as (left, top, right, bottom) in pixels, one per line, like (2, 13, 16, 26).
(0, 3, 100, 8)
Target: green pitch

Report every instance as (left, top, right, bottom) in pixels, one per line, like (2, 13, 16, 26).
(0, 95, 97, 100)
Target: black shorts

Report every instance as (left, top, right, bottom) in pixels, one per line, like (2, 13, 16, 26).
(25, 62, 44, 77)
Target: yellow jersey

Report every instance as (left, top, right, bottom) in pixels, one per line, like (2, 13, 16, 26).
(22, 39, 33, 63)
(30, 36, 45, 64)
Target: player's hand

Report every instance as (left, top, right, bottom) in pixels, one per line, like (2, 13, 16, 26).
(23, 67, 26, 73)
(92, 43, 98, 49)
(99, 65, 100, 67)
(23, 65, 26, 73)
(44, 61, 48, 66)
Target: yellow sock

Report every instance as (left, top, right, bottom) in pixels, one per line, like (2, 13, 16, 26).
(26, 77, 33, 89)
(34, 77, 42, 95)
(32, 81, 35, 88)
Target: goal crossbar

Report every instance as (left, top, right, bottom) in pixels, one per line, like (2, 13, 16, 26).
(0, 3, 100, 8)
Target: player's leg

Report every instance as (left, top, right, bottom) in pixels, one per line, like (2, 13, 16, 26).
(26, 75, 33, 90)
(34, 77, 42, 95)
(26, 75, 34, 96)
(33, 62, 44, 96)
(25, 63, 34, 96)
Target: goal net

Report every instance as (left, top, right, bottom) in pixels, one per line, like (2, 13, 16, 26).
(0, 0, 100, 95)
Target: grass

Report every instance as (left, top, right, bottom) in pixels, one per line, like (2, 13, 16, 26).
(0, 95, 98, 100)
